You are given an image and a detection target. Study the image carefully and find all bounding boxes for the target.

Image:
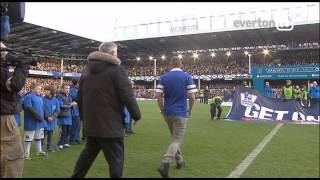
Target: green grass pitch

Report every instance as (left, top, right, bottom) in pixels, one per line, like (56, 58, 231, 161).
(20, 101, 319, 178)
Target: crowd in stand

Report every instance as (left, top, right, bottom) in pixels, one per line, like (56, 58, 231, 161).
(29, 58, 61, 72)
(29, 49, 318, 77)
(63, 60, 86, 73)
(126, 63, 250, 76)
(31, 58, 318, 76)
(276, 50, 319, 66)
(23, 77, 72, 95)
(135, 88, 155, 98)
(22, 49, 319, 100)
(29, 58, 86, 73)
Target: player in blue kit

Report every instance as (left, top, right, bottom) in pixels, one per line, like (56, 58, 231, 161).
(23, 82, 47, 159)
(42, 85, 60, 152)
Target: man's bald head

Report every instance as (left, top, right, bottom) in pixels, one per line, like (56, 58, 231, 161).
(170, 56, 183, 69)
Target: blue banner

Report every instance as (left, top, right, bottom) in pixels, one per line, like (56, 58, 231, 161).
(226, 86, 320, 125)
(252, 65, 320, 94)
(252, 65, 320, 80)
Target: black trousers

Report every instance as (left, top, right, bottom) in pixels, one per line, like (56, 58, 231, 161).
(42, 130, 53, 150)
(310, 98, 319, 106)
(302, 99, 309, 107)
(81, 121, 86, 141)
(204, 97, 209, 104)
(71, 137, 124, 178)
(70, 116, 81, 143)
(295, 98, 301, 105)
(210, 104, 222, 120)
(58, 125, 71, 145)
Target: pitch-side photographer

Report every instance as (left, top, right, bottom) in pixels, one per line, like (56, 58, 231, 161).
(0, 41, 28, 178)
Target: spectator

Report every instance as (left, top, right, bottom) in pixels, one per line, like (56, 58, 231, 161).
(309, 81, 320, 105)
(264, 81, 273, 97)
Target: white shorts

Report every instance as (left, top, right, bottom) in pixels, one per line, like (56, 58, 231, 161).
(24, 128, 44, 142)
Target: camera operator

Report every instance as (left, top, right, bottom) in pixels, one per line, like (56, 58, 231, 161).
(0, 41, 28, 178)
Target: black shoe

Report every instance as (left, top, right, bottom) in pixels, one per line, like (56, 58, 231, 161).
(177, 161, 186, 169)
(47, 148, 56, 153)
(70, 141, 76, 145)
(124, 131, 129, 137)
(75, 140, 83, 145)
(158, 163, 170, 178)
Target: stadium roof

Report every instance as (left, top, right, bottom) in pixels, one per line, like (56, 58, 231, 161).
(4, 22, 319, 60)
(116, 23, 319, 60)
(6, 22, 101, 59)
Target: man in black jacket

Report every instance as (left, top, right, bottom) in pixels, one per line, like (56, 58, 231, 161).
(204, 86, 210, 104)
(71, 42, 141, 178)
(0, 42, 27, 177)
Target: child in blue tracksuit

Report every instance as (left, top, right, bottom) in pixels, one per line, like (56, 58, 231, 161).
(123, 81, 136, 136)
(123, 107, 131, 137)
(69, 80, 81, 144)
(14, 91, 24, 127)
(56, 84, 73, 150)
(42, 85, 60, 152)
(23, 83, 47, 159)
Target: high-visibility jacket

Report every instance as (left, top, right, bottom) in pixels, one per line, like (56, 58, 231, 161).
(209, 96, 223, 106)
(283, 85, 293, 100)
(294, 88, 302, 99)
(302, 90, 308, 101)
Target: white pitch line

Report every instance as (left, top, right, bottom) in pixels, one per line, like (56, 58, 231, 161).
(226, 123, 283, 178)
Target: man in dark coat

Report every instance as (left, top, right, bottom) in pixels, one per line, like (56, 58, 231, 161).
(71, 42, 141, 178)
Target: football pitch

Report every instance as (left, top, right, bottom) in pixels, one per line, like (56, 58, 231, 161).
(21, 101, 319, 178)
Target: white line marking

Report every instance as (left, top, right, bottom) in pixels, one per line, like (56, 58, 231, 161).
(226, 123, 283, 178)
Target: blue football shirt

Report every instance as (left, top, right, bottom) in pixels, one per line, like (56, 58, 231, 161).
(23, 92, 46, 131)
(156, 68, 197, 118)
